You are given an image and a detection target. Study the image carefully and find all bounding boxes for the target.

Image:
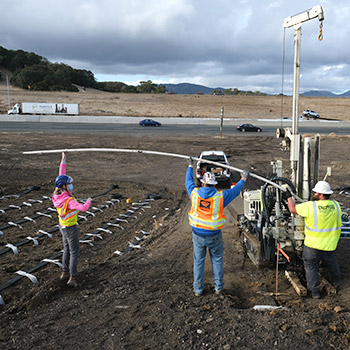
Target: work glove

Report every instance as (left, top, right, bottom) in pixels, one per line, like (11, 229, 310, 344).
(187, 157, 193, 167)
(87, 197, 92, 202)
(241, 169, 250, 179)
(282, 188, 292, 200)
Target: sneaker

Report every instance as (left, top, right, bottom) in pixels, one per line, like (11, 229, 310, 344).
(59, 272, 69, 280)
(215, 290, 223, 295)
(194, 291, 202, 297)
(67, 277, 78, 288)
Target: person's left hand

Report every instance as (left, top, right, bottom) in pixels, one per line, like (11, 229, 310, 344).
(187, 156, 193, 167)
(61, 151, 67, 163)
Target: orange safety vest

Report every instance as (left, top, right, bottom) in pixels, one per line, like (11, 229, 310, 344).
(188, 188, 226, 230)
(57, 197, 79, 227)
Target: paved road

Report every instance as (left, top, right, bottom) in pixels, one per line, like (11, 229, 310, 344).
(1, 120, 350, 135)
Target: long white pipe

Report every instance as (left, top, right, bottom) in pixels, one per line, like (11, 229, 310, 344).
(23, 148, 302, 200)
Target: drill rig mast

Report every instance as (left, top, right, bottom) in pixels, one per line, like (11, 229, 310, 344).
(239, 5, 325, 268)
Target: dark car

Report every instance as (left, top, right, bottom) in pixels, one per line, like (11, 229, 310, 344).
(237, 123, 262, 132)
(139, 119, 161, 127)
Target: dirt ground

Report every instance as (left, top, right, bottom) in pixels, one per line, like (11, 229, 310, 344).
(1, 83, 350, 120)
(0, 129, 349, 349)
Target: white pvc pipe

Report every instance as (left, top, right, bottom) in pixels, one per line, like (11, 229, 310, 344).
(23, 148, 302, 200)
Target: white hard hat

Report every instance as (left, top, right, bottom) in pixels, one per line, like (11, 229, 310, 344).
(201, 172, 218, 185)
(312, 181, 333, 194)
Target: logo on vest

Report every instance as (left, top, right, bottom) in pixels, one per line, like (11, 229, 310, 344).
(199, 200, 211, 210)
(318, 204, 335, 213)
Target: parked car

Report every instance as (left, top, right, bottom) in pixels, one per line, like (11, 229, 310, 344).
(302, 109, 320, 119)
(195, 151, 231, 186)
(139, 119, 161, 126)
(282, 116, 305, 120)
(236, 123, 262, 132)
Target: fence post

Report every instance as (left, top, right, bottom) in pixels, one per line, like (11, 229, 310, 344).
(220, 106, 224, 137)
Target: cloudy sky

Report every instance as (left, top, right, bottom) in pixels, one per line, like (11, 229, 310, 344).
(2, 0, 349, 94)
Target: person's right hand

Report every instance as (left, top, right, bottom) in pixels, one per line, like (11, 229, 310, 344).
(187, 156, 193, 167)
(87, 197, 92, 202)
(282, 188, 292, 200)
(241, 169, 250, 179)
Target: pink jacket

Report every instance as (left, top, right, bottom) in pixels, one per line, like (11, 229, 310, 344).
(52, 162, 91, 212)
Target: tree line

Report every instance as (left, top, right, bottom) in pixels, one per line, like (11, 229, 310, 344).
(211, 88, 266, 96)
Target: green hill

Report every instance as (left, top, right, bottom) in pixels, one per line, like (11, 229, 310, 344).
(0, 46, 97, 92)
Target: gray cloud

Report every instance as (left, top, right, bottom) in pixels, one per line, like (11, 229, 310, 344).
(1, 0, 349, 94)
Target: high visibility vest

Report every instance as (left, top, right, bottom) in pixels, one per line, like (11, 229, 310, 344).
(296, 200, 342, 251)
(57, 197, 79, 227)
(188, 188, 226, 230)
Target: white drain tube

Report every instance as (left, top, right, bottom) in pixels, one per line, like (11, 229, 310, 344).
(23, 148, 303, 202)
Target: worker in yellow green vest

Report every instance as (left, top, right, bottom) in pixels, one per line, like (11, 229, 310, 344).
(287, 181, 342, 299)
(186, 157, 249, 297)
(52, 152, 92, 288)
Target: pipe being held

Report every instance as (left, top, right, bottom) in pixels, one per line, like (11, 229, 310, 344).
(22, 148, 302, 201)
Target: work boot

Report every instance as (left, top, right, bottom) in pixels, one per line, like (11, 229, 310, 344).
(67, 276, 78, 288)
(312, 291, 321, 299)
(59, 271, 69, 280)
(194, 291, 202, 297)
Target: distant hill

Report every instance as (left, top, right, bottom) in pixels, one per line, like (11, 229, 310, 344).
(163, 83, 225, 95)
(339, 90, 350, 97)
(301, 90, 350, 98)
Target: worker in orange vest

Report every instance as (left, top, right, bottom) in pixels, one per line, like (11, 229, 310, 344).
(186, 158, 249, 296)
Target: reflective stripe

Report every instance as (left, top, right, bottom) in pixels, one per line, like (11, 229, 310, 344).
(60, 209, 78, 221)
(189, 216, 224, 228)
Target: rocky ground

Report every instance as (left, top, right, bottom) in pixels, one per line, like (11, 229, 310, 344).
(0, 131, 350, 349)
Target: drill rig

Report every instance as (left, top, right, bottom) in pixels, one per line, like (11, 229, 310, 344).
(239, 5, 325, 268)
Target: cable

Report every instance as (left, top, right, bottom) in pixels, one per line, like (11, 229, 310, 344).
(261, 177, 296, 225)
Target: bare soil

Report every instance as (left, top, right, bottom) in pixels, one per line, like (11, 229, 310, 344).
(1, 83, 350, 120)
(0, 129, 350, 349)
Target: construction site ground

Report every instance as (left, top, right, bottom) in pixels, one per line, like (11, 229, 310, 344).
(0, 131, 350, 349)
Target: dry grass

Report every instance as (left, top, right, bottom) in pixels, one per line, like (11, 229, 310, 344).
(1, 83, 349, 120)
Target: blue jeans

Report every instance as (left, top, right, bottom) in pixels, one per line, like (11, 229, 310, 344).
(192, 231, 224, 294)
(60, 224, 80, 277)
(303, 245, 341, 294)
